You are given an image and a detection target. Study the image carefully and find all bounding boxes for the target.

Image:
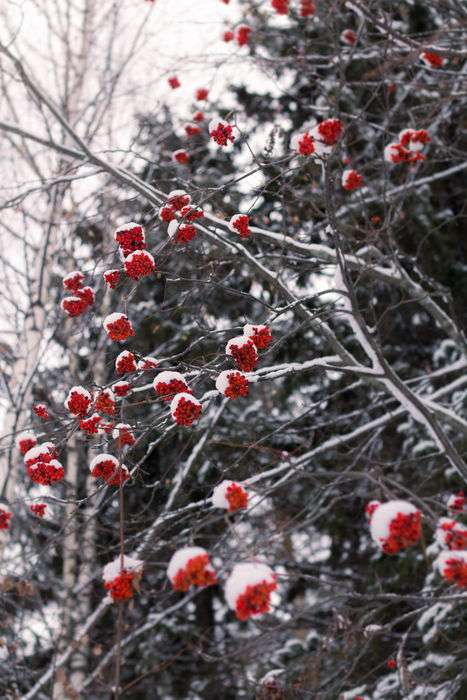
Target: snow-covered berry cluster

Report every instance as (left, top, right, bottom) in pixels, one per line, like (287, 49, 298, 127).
(89, 453, 129, 486)
(292, 118, 344, 158)
(170, 392, 202, 427)
(225, 323, 272, 372)
(114, 222, 146, 258)
(17, 432, 37, 455)
(24, 443, 64, 486)
(209, 119, 236, 147)
(160, 191, 203, 245)
(420, 51, 446, 69)
(342, 169, 364, 191)
(215, 370, 249, 399)
(384, 129, 430, 164)
(211, 480, 249, 512)
(0, 506, 12, 530)
(103, 312, 135, 342)
(33, 403, 50, 421)
(229, 214, 251, 239)
(168, 547, 217, 592)
(168, 550, 278, 621)
(225, 563, 277, 621)
(367, 500, 421, 554)
(30, 503, 47, 518)
(61, 271, 95, 318)
(102, 555, 143, 602)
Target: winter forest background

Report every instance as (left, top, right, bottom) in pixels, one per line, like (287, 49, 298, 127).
(0, 0, 466, 698)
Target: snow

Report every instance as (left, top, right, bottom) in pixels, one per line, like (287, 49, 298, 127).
(153, 370, 186, 386)
(102, 555, 143, 583)
(370, 500, 419, 543)
(224, 562, 276, 610)
(167, 546, 211, 582)
(167, 220, 181, 239)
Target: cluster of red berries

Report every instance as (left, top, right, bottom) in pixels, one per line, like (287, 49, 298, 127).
(61, 271, 95, 318)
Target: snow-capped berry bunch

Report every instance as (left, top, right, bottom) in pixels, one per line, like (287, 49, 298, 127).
(193, 110, 204, 122)
(384, 129, 430, 164)
(89, 453, 129, 486)
(447, 491, 465, 513)
(435, 518, 467, 551)
(80, 413, 102, 435)
(103, 313, 135, 342)
(95, 388, 116, 416)
(170, 393, 202, 427)
(61, 271, 94, 318)
(123, 250, 156, 281)
(168, 190, 191, 210)
(211, 480, 249, 512)
(291, 130, 316, 156)
(368, 500, 421, 554)
(292, 119, 343, 158)
(185, 123, 202, 137)
(0, 506, 12, 530)
(223, 29, 234, 42)
(160, 191, 203, 244)
(229, 214, 251, 239)
(112, 424, 136, 447)
(435, 551, 467, 589)
(138, 356, 158, 370)
(225, 563, 278, 621)
(63, 270, 84, 292)
(172, 149, 190, 165)
(225, 323, 272, 373)
(341, 29, 357, 45)
(215, 370, 249, 399)
(17, 432, 37, 456)
(24, 443, 64, 485)
(167, 547, 217, 592)
(115, 350, 137, 375)
(168, 219, 197, 244)
(226, 336, 258, 372)
(103, 269, 121, 289)
(342, 169, 364, 191)
(113, 381, 131, 397)
(103, 556, 143, 602)
(243, 323, 272, 350)
(114, 222, 146, 258)
(30, 504, 47, 518)
(195, 88, 209, 101)
(33, 403, 49, 420)
(420, 51, 446, 69)
(65, 386, 92, 417)
(209, 119, 236, 147)
(153, 371, 190, 401)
